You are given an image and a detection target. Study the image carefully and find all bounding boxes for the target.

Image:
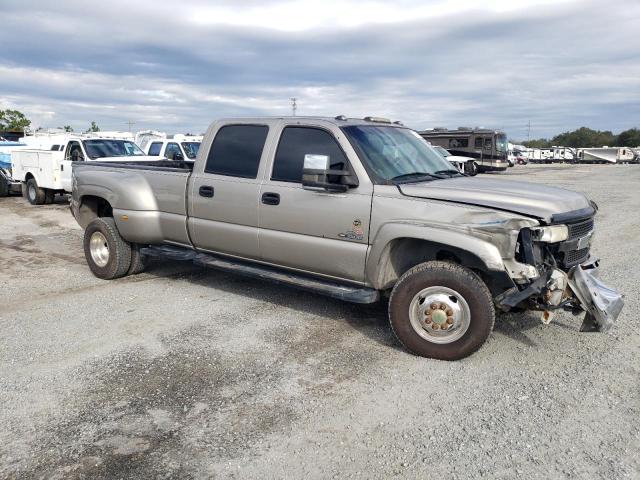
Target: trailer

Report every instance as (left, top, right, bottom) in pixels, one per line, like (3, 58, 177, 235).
(576, 147, 635, 164)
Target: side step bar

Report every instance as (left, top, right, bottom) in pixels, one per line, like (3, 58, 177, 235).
(140, 245, 379, 304)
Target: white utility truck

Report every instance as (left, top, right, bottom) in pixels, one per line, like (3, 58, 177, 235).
(12, 133, 159, 205)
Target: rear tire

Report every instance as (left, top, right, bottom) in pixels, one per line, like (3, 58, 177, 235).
(128, 244, 147, 275)
(44, 190, 55, 204)
(0, 178, 8, 197)
(25, 178, 46, 205)
(388, 261, 495, 360)
(83, 217, 132, 280)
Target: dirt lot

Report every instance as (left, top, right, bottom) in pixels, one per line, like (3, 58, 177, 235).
(1, 164, 638, 479)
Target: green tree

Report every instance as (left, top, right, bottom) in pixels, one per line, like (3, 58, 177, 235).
(551, 127, 616, 148)
(85, 121, 100, 133)
(522, 138, 550, 148)
(0, 109, 31, 131)
(617, 128, 640, 147)
(63, 125, 74, 132)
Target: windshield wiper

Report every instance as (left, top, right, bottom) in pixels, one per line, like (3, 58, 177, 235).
(390, 172, 446, 184)
(433, 169, 465, 177)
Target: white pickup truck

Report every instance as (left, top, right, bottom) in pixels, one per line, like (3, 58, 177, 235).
(143, 134, 203, 161)
(12, 135, 160, 205)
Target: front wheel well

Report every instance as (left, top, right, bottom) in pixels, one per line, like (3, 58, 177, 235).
(373, 237, 512, 295)
(77, 195, 113, 228)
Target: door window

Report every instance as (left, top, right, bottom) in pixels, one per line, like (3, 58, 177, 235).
(66, 141, 84, 161)
(272, 127, 348, 183)
(148, 142, 162, 156)
(205, 125, 269, 178)
(474, 137, 484, 148)
(484, 138, 492, 150)
(165, 142, 182, 159)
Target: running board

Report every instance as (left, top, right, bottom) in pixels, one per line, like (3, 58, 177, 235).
(140, 245, 379, 304)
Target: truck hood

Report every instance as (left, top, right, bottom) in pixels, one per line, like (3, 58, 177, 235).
(398, 177, 593, 222)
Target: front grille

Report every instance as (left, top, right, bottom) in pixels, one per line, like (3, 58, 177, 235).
(564, 247, 590, 266)
(568, 218, 594, 240)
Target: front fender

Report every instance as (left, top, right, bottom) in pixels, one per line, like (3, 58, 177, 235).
(366, 222, 508, 290)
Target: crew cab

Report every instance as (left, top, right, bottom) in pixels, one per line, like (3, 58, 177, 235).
(144, 134, 202, 162)
(70, 116, 623, 360)
(12, 135, 160, 205)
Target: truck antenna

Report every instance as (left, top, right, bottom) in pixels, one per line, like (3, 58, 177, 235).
(125, 120, 136, 132)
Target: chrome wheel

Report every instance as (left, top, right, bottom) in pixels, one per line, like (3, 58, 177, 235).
(408, 286, 471, 344)
(89, 231, 110, 267)
(28, 184, 36, 201)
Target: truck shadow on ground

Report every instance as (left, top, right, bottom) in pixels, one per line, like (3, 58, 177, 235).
(138, 258, 402, 352)
(136, 258, 574, 353)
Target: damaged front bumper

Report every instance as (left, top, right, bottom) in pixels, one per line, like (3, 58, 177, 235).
(496, 259, 624, 332)
(568, 260, 624, 332)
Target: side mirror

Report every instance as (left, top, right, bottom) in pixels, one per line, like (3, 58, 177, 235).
(71, 151, 80, 161)
(173, 151, 184, 161)
(301, 154, 358, 192)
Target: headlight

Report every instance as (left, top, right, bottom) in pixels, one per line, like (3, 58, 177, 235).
(531, 225, 569, 243)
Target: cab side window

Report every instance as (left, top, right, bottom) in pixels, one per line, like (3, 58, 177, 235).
(272, 127, 348, 183)
(165, 142, 182, 160)
(148, 142, 162, 156)
(66, 141, 84, 161)
(474, 137, 483, 148)
(205, 125, 269, 178)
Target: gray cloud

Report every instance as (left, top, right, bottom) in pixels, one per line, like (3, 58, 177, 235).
(0, 0, 638, 139)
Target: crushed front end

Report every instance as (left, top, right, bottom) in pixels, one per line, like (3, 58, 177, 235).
(496, 206, 624, 332)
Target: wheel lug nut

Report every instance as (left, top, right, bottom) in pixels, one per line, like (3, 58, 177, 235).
(441, 324, 449, 330)
(430, 303, 438, 310)
(432, 324, 440, 330)
(446, 309, 453, 316)
(446, 317, 454, 325)
(425, 317, 432, 324)
(440, 304, 447, 310)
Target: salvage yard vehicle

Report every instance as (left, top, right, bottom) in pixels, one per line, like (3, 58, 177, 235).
(419, 127, 509, 172)
(432, 145, 478, 176)
(71, 116, 623, 360)
(12, 134, 162, 205)
(143, 134, 203, 161)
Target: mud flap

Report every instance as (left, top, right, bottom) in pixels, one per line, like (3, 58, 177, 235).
(568, 261, 624, 333)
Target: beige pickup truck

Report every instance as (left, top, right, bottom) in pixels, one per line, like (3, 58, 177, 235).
(70, 116, 623, 360)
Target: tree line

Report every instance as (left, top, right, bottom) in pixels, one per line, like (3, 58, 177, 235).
(0, 109, 100, 134)
(522, 127, 640, 148)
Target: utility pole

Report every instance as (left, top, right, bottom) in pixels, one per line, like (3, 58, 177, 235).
(527, 120, 531, 143)
(125, 120, 136, 132)
(290, 98, 297, 116)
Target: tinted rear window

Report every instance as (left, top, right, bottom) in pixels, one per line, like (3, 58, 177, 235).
(205, 125, 269, 178)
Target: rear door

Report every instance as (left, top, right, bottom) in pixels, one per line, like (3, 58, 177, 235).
(188, 124, 271, 260)
(258, 124, 372, 283)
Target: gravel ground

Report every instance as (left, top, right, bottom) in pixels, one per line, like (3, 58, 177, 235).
(0, 164, 638, 479)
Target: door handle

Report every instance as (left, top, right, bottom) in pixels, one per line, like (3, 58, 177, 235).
(199, 185, 214, 198)
(261, 192, 280, 205)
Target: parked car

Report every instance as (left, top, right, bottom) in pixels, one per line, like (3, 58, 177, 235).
(70, 116, 623, 360)
(432, 145, 478, 176)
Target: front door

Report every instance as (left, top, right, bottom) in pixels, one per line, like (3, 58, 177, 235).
(258, 125, 372, 283)
(188, 124, 270, 260)
(62, 141, 84, 191)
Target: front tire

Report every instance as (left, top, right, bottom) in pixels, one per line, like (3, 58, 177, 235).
(83, 217, 132, 279)
(388, 261, 495, 360)
(25, 178, 46, 205)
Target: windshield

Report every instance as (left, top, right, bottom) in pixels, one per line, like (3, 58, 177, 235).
(433, 146, 450, 157)
(342, 126, 455, 183)
(83, 140, 145, 159)
(496, 133, 508, 153)
(181, 142, 200, 159)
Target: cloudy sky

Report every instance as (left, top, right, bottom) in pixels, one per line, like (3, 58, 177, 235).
(1, 0, 638, 139)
